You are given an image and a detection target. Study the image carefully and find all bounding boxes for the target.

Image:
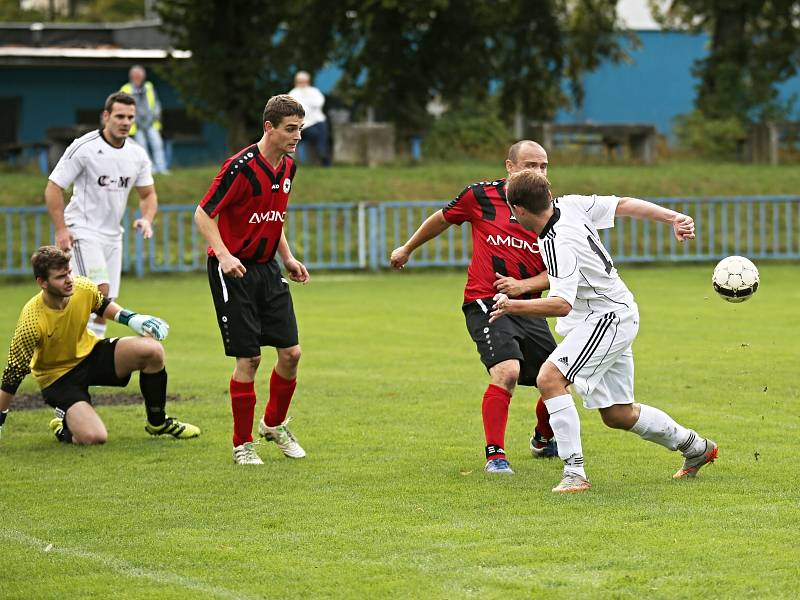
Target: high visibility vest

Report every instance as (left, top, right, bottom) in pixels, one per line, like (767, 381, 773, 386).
(120, 81, 162, 136)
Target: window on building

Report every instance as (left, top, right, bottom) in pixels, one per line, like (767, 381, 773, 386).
(0, 97, 21, 146)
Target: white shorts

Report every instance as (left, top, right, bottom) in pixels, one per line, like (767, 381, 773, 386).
(549, 308, 639, 410)
(70, 235, 122, 299)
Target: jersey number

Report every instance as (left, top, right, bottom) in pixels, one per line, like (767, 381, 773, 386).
(586, 235, 613, 275)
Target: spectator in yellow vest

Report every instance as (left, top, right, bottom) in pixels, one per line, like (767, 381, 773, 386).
(121, 65, 170, 175)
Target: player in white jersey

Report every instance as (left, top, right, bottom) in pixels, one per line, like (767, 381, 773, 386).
(491, 170, 718, 493)
(45, 91, 157, 338)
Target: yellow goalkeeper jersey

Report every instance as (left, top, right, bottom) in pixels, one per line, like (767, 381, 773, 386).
(1, 277, 105, 393)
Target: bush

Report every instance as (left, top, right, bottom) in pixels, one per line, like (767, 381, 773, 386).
(422, 105, 513, 161)
(673, 110, 746, 160)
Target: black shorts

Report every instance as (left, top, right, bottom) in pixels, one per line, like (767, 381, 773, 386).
(207, 256, 299, 357)
(462, 297, 557, 387)
(41, 338, 131, 411)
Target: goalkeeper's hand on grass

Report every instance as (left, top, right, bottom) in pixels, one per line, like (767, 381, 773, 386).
(116, 310, 170, 341)
(0, 410, 8, 440)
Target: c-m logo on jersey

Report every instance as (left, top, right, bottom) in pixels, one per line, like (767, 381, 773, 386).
(485, 234, 539, 254)
(97, 176, 131, 188)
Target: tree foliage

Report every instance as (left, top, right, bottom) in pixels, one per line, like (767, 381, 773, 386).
(332, 0, 631, 136)
(653, 0, 800, 122)
(157, 0, 630, 149)
(157, 0, 336, 150)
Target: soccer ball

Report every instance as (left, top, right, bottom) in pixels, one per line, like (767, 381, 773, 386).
(712, 256, 759, 303)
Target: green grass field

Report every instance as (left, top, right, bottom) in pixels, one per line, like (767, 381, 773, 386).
(3, 160, 800, 206)
(1, 265, 798, 598)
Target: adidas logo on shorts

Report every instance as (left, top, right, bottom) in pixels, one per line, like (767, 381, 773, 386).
(558, 356, 569, 366)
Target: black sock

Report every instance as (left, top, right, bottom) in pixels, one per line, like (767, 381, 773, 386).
(58, 417, 73, 443)
(140, 369, 167, 426)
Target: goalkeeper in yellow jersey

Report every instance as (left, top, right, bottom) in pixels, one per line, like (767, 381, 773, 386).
(0, 246, 200, 444)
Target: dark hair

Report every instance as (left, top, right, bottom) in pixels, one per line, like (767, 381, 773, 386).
(31, 246, 70, 280)
(507, 140, 545, 164)
(263, 94, 305, 127)
(506, 170, 552, 214)
(104, 91, 136, 113)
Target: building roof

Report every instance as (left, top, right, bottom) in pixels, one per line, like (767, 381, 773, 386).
(0, 19, 189, 66)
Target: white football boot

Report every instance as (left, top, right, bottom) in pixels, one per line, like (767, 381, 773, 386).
(258, 417, 306, 458)
(233, 442, 264, 465)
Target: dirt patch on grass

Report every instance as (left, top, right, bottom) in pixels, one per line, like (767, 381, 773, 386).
(13, 392, 186, 411)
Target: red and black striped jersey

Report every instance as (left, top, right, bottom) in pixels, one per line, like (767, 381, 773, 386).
(442, 178, 546, 303)
(199, 145, 296, 263)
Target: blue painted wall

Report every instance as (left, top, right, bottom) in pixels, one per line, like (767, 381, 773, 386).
(557, 30, 800, 136)
(1, 65, 228, 166)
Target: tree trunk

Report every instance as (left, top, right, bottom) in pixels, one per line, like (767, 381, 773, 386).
(698, 3, 748, 119)
(225, 116, 254, 154)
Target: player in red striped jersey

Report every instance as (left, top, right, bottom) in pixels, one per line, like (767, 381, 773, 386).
(390, 141, 558, 474)
(195, 95, 310, 465)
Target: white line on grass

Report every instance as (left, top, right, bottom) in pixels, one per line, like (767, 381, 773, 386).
(0, 528, 258, 600)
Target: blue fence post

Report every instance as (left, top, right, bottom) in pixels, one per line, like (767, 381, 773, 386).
(368, 204, 379, 270)
(135, 230, 144, 277)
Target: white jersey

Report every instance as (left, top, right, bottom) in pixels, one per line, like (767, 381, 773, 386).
(538, 194, 636, 336)
(49, 130, 153, 239)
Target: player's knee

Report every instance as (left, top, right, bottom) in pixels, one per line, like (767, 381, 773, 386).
(536, 368, 559, 394)
(489, 361, 519, 391)
(492, 371, 517, 392)
(280, 346, 301, 369)
(74, 429, 107, 445)
(600, 405, 635, 430)
(141, 338, 165, 367)
(236, 356, 261, 378)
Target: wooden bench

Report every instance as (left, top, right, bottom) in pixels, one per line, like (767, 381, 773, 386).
(528, 122, 657, 164)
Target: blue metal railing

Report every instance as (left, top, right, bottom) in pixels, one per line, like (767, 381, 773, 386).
(2, 196, 799, 276)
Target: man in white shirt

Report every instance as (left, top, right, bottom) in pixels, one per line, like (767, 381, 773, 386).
(45, 91, 158, 338)
(491, 170, 718, 493)
(288, 71, 331, 166)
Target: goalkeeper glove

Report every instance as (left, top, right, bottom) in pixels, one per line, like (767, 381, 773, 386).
(115, 310, 170, 341)
(0, 410, 8, 440)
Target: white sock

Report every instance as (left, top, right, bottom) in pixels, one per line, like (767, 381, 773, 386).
(87, 316, 106, 338)
(629, 404, 705, 456)
(545, 394, 586, 479)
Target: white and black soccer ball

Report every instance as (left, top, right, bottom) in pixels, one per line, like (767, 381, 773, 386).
(712, 256, 759, 303)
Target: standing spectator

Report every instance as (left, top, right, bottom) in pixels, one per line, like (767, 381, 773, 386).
(288, 71, 331, 167)
(121, 65, 170, 175)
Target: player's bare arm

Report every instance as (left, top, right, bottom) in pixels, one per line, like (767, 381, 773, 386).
(493, 270, 549, 298)
(194, 206, 246, 278)
(615, 197, 695, 241)
(390, 209, 451, 269)
(489, 292, 571, 323)
(277, 229, 310, 284)
(133, 184, 158, 239)
(44, 180, 73, 251)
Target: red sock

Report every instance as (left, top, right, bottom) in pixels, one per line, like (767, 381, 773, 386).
(482, 384, 512, 459)
(230, 378, 256, 447)
(264, 369, 297, 427)
(535, 395, 554, 439)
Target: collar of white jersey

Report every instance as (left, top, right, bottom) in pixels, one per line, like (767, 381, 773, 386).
(98, 129, 126, 149)
(539, 205, 561, 238)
